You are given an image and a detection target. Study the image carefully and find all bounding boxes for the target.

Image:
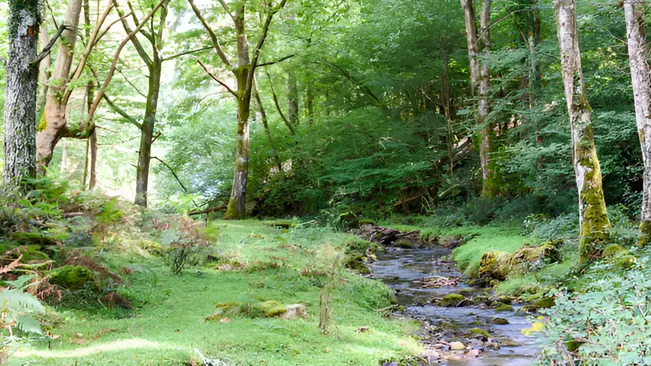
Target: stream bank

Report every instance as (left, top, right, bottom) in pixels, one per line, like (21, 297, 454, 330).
(354, 224, 541, 365)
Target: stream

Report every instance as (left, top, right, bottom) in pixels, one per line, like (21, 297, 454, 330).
(368, 244, 541, 365)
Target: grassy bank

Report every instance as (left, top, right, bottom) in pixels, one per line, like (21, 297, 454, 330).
(14, 221, 420, 365)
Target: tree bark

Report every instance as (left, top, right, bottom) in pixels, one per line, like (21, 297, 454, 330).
(254, 84, 282, 173)
(441, 50, 455, 174)
(36, 0, 83, 173)
(3, 0, 40, 183)
(555, 0, 610, 263)
(224, 8, 252, 220)
(623, 0, 651, 245)
(288, 69, 299, 126)
(461, 0, 497, 197)
(37, 22, 50, 114)
(135, 60, 161, 207)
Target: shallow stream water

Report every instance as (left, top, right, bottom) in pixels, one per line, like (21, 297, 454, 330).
(368, 246, 541, 365)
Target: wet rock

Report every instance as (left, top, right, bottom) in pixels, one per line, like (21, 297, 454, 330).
(491, 317, 510, 325)
(466, 327, 490, 339)
(421, 350, 440, 360)
(494, 304, 515, 312)
(439, 294, 467, 307)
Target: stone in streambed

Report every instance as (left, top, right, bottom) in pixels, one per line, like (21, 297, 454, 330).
(491, 317, 510, 325)
(449, 341, 466, 350)
(438, 293, 467, 307)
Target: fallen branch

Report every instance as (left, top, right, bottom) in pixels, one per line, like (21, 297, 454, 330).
(188, 206, 227, 216)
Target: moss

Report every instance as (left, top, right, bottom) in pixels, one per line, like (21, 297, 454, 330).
(532, 297, 555, 309)
(467, 328, 490, 338)
(491, 317, 509, 325)
(479, 241, 562, 282)
(494, 304, 514, 312)
(639, 220, 651, 247)
(358, 219, 376, 226)
(616, 254, 636, 269)
(223, 199, 242, 220)
(439, 293, 466, 307)
(577, 152, 611, 264)
(602, 244, 627, 259)
(138, 240, 166, 255)
(260, 301, 288, 317)
(472, 295, 490, 305)
(345, 255, 370, 274)
(393, 239, 416, 249)
(49, 265, 96, 290)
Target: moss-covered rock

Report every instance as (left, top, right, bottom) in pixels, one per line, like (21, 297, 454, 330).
(479, 240, 562, 281)
(494, 304, 514, 312)
(439, 293, 466, 307)
(344, 255, 370, 274)
(50, 265, 96, 290)
(393, 239, 417, 249)
(616, 254, 636, 268)
(532, 297, 555, 309)
(467, 328, 490, 338)
(491, 317, 509, 325)
(602, 244, 627, 259)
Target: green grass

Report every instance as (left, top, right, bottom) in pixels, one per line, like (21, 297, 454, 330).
(13, 221, 421, 365)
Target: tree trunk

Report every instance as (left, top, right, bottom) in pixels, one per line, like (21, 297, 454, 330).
(3, 0, 40, 183)
(288, 70, 299, 126)
(134, 60, 161, 207)
(37, 22, 50, 114)
(254, 84, 282, 172)
(624, 0, 651, 245)
(36, 0, 83, 173)
(555, 0, 610, 263)
(461, 0, 497, 197)
(441, 50, 455, 174)
(224, 68, 252, 219)
(306, 82, 314, 124)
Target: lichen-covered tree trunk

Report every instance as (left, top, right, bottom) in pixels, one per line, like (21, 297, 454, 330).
(556, 0, 610, 262)
(288, 70, 299, 127)
(135, 61, 162, 207)
(461, 0, 497, 197)
(36, 0, 83, 173)
(3, 0, 40, 183)
(623, 0, 651, 245)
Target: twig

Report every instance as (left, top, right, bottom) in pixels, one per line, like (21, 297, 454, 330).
(196, 59, 237, 97)
(32, 25, 68, 66)
(257, 54, 295, 67)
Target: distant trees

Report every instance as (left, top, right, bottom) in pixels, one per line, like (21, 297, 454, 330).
(555, 0, 610, 263)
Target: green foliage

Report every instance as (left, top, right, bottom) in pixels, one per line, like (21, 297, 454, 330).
(540, 269, 651, 365)
(49, 266, 96, 290)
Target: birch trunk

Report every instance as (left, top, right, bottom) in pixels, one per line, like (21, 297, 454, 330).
(555, 0, 610, 262)
(36, 0, 83, 173)
(623, 0, 651, 245)
(461, 0, 497, 197)
(3, 0, 40, 183)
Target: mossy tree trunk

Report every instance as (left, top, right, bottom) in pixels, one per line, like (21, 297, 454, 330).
(623, 0, 651, 245)
(288, 69, 299, 127)
(556, 0, 610, 263)
(3, 0, 40, 183)
(461, 0, 497, 197)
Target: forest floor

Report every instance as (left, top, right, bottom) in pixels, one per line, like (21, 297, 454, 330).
(13, 221, 423, 366)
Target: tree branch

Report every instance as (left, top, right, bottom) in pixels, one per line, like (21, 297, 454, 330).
(87, 0, 168, 124)
(187, 0, 232, 68)
(246, 0, 289, 94)
(115, 0, 153, 67)
(127, 0, 155, 43)
(257, 54, 295, 67)
(32, 25, 68, 66)
(162, 46, 212, 62)
(217, 0, 236, 24)
(102, 94, 143, 130)
(197, 59, 237, 97)
(265, 69, 295, 135)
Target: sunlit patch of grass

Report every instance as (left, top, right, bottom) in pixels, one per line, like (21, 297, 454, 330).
(15, 220, 420, 366)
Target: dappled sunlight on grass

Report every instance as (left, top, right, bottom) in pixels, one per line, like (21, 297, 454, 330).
(15, 339, 176, 359)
